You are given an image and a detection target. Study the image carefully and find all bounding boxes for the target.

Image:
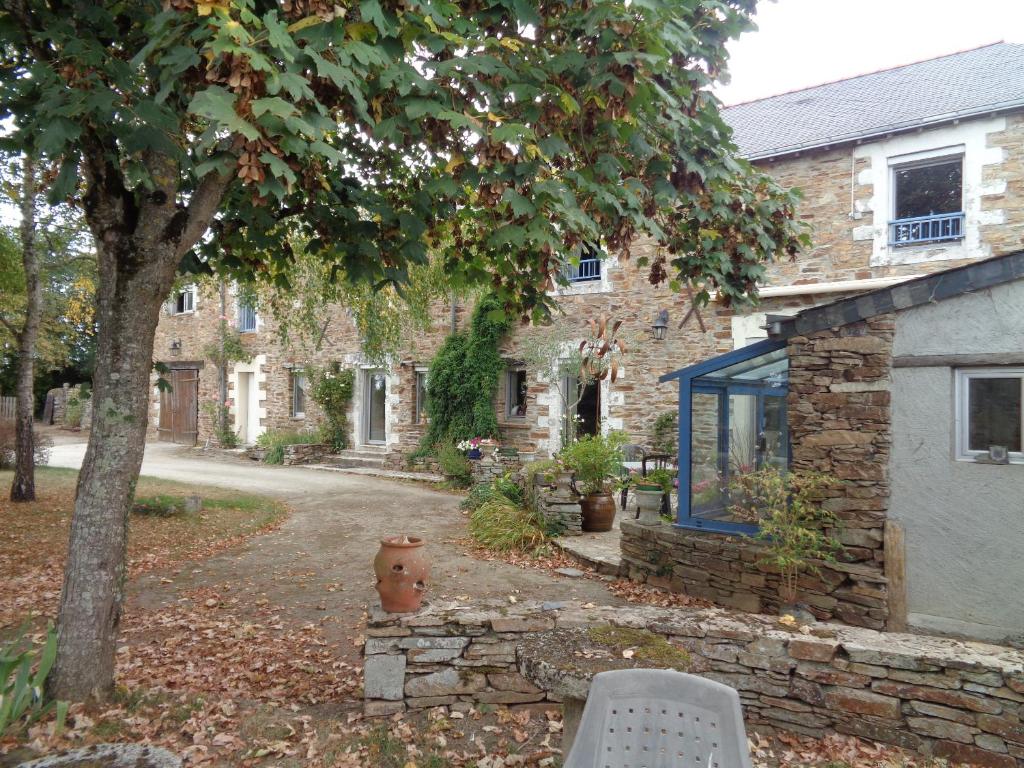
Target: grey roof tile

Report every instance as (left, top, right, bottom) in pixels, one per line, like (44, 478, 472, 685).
(722, 43, 1024, 159)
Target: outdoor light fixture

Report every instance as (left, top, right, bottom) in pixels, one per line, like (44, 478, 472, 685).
(169, 339, 182, 356)
(651, 309, 669, 341)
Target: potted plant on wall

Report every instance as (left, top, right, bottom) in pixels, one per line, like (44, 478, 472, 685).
(457, 437, 483, 460)
(560, 431, 628, 531)
(634, 467, 674, 525)
(730, 467, 843, 621)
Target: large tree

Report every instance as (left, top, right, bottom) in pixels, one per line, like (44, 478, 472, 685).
(0, 0, 803, 700)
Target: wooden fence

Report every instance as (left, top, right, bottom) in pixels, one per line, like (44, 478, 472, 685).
(0, 396, 16, 421)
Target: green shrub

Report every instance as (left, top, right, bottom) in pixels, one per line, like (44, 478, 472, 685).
(560, 431, 628, 495)
(64, 395, 84, 428)
(132, 494, 186, 517)
(1, 626, 68, 738)
(257, 429, 320, 465)
(460, 473, 525, 513)
(437, 443, 472, 488)
(201, 401, 239, 448)
(469, 495, 547, 554)
(523, 458, 560, 488)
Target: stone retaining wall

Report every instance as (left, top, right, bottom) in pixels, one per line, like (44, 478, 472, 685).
(280, 442, 328, 465)
(529, 473, 582, 535)
(469, 453, 521, 486)
(364, 600, 1024, 766)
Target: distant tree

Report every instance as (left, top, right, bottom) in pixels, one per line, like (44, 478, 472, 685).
(0, 0, 804, 700)
(0, 156, 95, 501)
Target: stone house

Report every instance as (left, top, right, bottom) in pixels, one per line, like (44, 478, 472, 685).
(150, 43, 1024, 472)
(625, 250, 1024, 643)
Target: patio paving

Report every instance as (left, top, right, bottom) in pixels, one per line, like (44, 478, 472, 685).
(555, 512, 625, 576)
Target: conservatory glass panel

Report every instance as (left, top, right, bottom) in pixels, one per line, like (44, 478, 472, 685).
(686, 345, 789, 528)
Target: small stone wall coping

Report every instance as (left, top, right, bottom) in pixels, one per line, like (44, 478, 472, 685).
(364, 599, 1024, 766)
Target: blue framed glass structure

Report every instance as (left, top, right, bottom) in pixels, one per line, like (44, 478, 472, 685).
(660, 339, 790, 534)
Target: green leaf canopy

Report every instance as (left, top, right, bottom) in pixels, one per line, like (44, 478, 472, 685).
(0, 0, 806, 314)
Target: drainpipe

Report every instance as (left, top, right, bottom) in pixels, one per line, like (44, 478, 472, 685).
(219, 281, 228, 440)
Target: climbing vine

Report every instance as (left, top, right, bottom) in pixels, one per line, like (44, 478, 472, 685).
(422, 294, 511, 450)
(308, 365, 355, 451)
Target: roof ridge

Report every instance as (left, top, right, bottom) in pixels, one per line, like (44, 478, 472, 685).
(722, 40, 1012, 109)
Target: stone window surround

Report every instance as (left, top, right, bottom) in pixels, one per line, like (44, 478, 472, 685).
(549, 250, 619, 297)
(289, 368, 307, 420)
(538, 348, 621, 453)
(413, 367, 428, 425)
(854, 116, 1007, 267)
(954, 366, 1024, 464)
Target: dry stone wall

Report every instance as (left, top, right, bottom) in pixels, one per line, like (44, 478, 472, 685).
(364, 599, 1024, 767)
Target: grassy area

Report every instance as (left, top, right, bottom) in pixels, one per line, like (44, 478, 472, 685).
(0, 467, 286, 630)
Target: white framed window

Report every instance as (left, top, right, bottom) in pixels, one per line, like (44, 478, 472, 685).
(173, 285, 196, 315)
(954, 368, 1024, 463)
(237, 297, 258, 333)
(505, 368, 528, 418)
(291, 371, 307, 418)
(889, 153, 964, 247)
(413, 369, 428, 424)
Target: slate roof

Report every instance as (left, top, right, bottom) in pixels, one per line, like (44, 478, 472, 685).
(722, 43, 1024, 160)
(774, 250, 1024, 337)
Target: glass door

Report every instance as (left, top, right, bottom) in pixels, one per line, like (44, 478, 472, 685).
(365, 371, 387, 444)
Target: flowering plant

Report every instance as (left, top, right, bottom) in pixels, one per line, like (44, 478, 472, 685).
(456, 437, 483, 453)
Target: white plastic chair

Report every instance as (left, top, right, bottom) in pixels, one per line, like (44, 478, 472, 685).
(564, 669, 753, 768)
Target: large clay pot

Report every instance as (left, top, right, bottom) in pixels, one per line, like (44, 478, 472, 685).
(374, 535, 430, 613)
(579, 493, 616, 532)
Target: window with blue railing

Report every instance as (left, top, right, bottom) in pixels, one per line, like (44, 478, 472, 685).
(563, 244, 603, 283)
(889, 155, 965, 247)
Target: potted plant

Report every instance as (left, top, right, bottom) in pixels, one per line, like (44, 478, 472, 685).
(634, 467, 674, 526)
(457, 437, 483, 460)
(560, 431, 628, 531)
(730, 468, 843, 621)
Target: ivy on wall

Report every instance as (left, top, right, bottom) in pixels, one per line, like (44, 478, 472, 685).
(309, 365, 355, 451)
(422, 294, 511, 449)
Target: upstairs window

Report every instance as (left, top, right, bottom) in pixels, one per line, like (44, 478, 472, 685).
(564, 243, 602, 283)
(238, 298, 258, 333)
(506, 368, 528, 418)
(956, 368, 1023, 462)
(173, 286, 195, 314)
(890, 155, 964, 246)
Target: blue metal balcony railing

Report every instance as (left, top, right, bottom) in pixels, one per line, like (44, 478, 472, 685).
(889, 211, 965, 247)
(564, 255, 602, 283)
(238, 302, 258, 332)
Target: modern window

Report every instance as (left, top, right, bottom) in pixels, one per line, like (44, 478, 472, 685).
(291, 371, 306, 418)
(564, 243, 602, 283)
(955, 368, 1023, 462)
(173, 286, 196, 314)
(889, 155, 964, 247)
(506, 368, 528, 418)
(414, 370, 428, 424)
(238, 297, 258, 333)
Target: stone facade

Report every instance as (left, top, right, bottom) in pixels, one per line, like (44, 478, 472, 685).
(364, 599, 1024, 766)
(151, 111, 1024, 465)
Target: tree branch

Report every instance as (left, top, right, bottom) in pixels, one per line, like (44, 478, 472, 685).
(0, 312, 21, 338)
(174, 171, 232, 259)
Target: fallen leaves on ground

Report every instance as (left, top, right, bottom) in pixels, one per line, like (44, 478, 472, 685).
(604, 578, 712, 609)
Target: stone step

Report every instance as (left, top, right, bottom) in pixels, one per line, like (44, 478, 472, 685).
(555, 533, 625, 577)
(327, 449, 388, 469)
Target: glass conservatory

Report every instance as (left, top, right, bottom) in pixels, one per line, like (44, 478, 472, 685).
(660, 339, 790, 533)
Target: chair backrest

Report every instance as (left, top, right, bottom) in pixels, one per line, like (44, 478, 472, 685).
(564, 669, 753, 768)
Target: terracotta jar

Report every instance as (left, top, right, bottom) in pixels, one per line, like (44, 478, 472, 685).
(579, 493, 616, 532)
(374, 535, 430, 613)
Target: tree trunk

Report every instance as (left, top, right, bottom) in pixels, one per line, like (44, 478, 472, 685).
(10, 154, 40, 502)
(47, 237, 175, 700)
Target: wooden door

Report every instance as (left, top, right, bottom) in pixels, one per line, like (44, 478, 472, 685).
(157, 368, 199, 445)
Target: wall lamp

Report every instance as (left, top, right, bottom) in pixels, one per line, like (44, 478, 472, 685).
(169, 339, 182, 356)
(651, 309, 669, 341)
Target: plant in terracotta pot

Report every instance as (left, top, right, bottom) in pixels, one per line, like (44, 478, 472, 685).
(560, 431, 628, 531)
(730, 467, 843, 620)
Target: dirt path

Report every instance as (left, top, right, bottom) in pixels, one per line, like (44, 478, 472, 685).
(48, 439, 622, 665)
